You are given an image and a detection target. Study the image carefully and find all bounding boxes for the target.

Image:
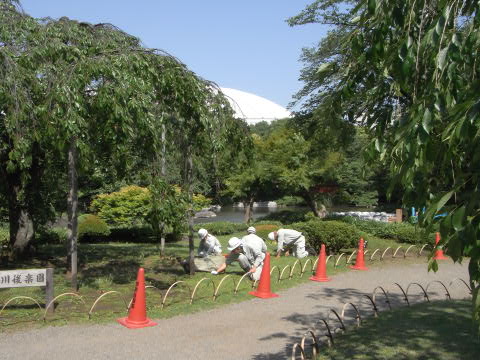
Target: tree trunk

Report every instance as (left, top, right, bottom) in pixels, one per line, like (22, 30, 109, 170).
(303, 193, 326, 218)
(185, 147, 195, 275)
(6, 170, 34, 258)
(243, 196, 254, 224)
(67, 137, 79, 290)
(160, 122, 166, 257)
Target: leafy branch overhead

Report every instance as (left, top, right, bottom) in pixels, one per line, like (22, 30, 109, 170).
(291, 0, 480, 329)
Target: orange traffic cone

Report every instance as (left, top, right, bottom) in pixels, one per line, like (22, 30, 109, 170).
(249, 252, 279, 299)
(117, 268, 157, 329)
(310, 244, 331, 282)
(433, 232, 447, 260)
(350, 238, 368, 271)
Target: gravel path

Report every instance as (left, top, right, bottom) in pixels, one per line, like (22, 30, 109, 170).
(0, 259, 470, 360)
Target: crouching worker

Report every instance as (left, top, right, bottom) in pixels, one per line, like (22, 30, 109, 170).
(180, 228, 225, 273)
(268, 229, 308, 259)
(211, 236, 265, 281)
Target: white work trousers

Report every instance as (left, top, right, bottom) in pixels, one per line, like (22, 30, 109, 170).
(237, 254, 263, 281)
(291, 236, 309, 259)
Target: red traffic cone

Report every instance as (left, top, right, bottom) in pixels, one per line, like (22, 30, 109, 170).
(310, 244, 331, 282)
(117, 268, 157, 329)
(433, 232, 447, 260)
(249, 252, 279, 299)
(350, 238, 368, 271)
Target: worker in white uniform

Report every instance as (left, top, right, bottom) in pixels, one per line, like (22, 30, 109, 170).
(211, 236, 266, 281)
(241, 226, 267, 253)
(180, 228, 224, 273)
(268, 228, 308, 259)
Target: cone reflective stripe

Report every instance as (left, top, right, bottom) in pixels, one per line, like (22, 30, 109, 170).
(117, 268, 157, 329)
(310, 244, 331, 282)
(350, 238, 368, 271)
(249, 252, 279, 299)
(433, 232, 447, 260)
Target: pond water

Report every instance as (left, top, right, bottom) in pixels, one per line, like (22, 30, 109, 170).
(193, 205, 288, 224)
(193, 205, 376, 224)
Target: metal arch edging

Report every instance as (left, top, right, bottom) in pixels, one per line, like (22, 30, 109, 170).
(89, 291, 128, 319)
(394, 283, 410, 306)
(406, 282, 430, 303)
(213, 275, 236, 301)
(425, 280, 451, 300)
(363, 294, 379, 317)
(161, 281, 192, 310)
(0, 296, 43, 318)
(270, 266, 281, 283)
(449, 278, 472, 294)
(341, 302, 362, 327)
(404, 245, 417, 257)
(190, 278, 216, 305)
(372, 286, 392, 310)
(234, 272, 253, 294)
(381, 247, 392, 260)
(317, 318, 334, 347)
(346, 251, 357, 265)
(334, 253, 346, 268)
(289, 259, 302, 279)
(329, 308, 346, 333)
(291, 342, 307, 360)
(43, 293, 86, 321)
(280, 265, 292, 281)
(393, 246, 404, 258)
(300, 330, 320, 359)
(369, 248, 381, 261)
(301, 258, 314, 276)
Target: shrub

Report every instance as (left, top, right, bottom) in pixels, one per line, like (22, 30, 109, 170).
(389, 223, 435, 244)
(91, 185, 151, 228)
(292, 220, 360, 254)
(331, 216, 435, 245)
(194, 221, 248, 236)
(0, 225, 9, 246)
(78, 214, 110, 241)
(257, 209, 310, 224)
(107, 226, 155, 243)
(36, 227, 68, 245)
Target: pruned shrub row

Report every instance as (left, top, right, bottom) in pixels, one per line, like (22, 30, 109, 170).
(292, 220, 360, 254)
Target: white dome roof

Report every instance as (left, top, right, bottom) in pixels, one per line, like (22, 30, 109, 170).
(220, 87, 291, 124)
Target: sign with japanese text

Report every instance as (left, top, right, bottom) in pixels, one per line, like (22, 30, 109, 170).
(0, 269, 47, 288)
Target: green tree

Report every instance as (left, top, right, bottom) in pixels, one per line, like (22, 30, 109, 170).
(292, 0, 480, 328)
(1, 2, 242, 285)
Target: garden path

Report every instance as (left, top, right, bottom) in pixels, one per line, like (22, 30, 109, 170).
(0, 259, 470, 359)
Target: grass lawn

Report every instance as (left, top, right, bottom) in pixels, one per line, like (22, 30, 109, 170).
(315, 300, 479, 360)
(0, 232, 423, 332)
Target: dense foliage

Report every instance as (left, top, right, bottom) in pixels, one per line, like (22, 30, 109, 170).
(293, 220, 360, 253)
(77, 214, 110, 241)
(291, 0, 480, 327)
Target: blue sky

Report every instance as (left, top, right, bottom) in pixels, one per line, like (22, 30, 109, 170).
(20, 1, 328, 109)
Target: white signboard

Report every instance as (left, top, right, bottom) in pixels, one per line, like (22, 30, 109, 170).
(0, 269, 47, 288)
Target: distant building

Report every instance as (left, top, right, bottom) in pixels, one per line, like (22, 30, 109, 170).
(220, 87, 291, 125)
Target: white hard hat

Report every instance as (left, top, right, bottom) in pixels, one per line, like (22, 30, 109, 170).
(247, 226, 256, 234)
(268, 232, 276, 241)
(198, 228, 208, 239)
(227, 237, 242, 252)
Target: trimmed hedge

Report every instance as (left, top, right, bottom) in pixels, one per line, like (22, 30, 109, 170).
(257, 209, 310, 224)
(78, 214, 111, 241)
(331, 216, 435, 245)
(194, 222, 248, 236)
(292, 220, 360, 254)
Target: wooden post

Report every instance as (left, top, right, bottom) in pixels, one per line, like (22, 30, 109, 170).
(396, 209, 403, 223)
(45, 268, 54, 314)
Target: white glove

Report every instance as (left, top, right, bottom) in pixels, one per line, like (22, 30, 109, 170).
(199, 251, 206, 257)
(211, 270, 218, 275)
